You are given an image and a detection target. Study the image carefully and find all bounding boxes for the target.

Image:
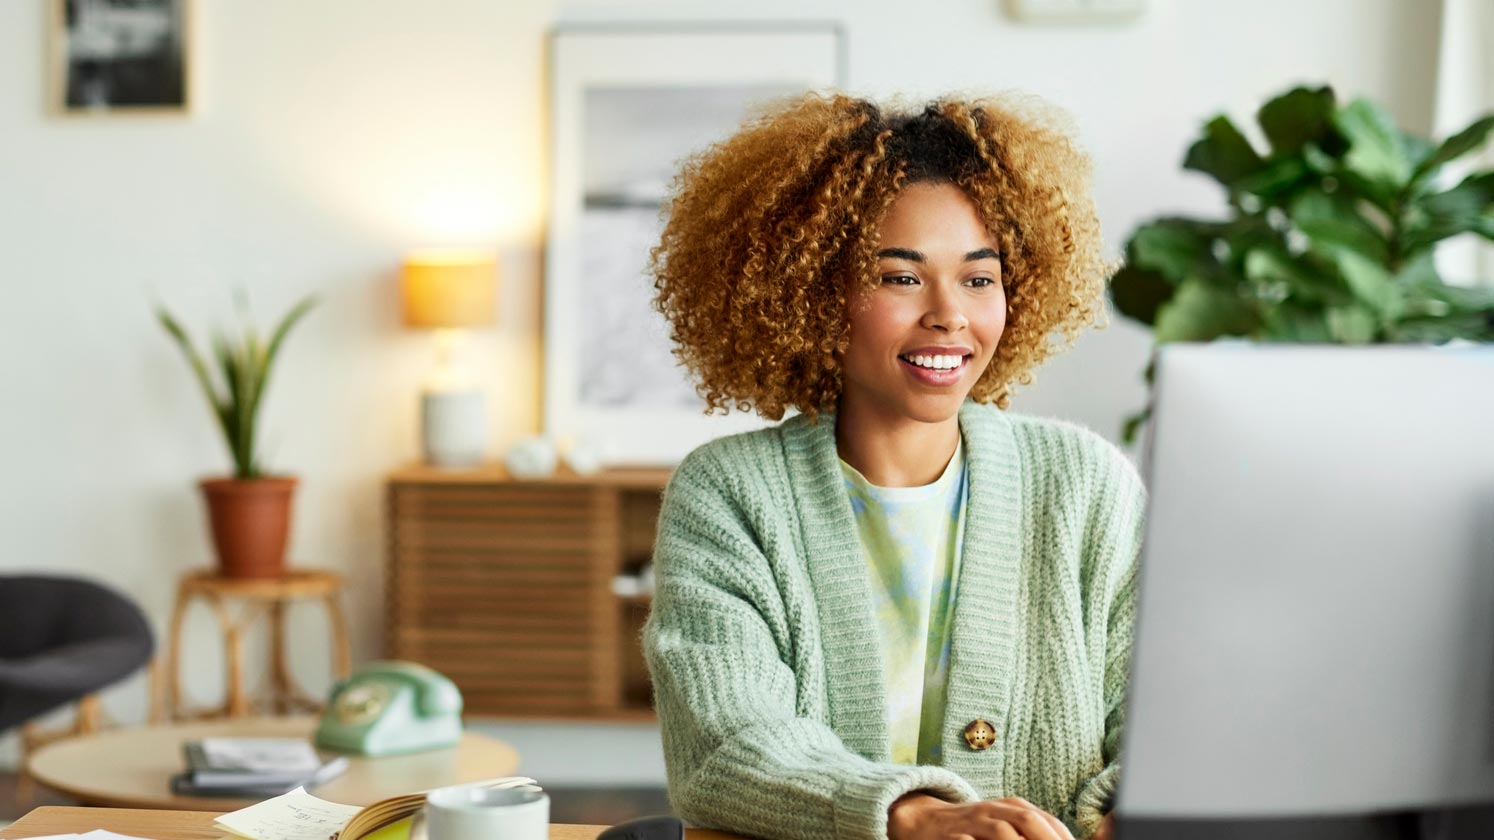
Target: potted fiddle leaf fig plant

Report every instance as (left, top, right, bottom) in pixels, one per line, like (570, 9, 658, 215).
(156, 293, 317, 578)
(1111, 84, 1494, 443)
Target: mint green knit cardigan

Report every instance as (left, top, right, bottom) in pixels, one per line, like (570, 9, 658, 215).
(643, 400, 1146, 840)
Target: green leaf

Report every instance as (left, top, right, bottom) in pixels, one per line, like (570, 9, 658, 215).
(235, 338, 259, 479)
(1109, 264, 1175, 326)
(1389, 311, 1494, 343)
(1403, 265, 1494, 316)
(1233, 156, 1314, 202)
(257, 295, 317, 411)
(1288, 188, 1391, 264)
(1302, 142, 1340, 174)
(1402, 133, 1436, 172)
(1153, 277, 1259, 342)
(1184, 115, 1267, 188)
(210, 334, 244, 472)
(1403, 172, 1494, 256)
(156, 305, 237, 448)
(1333, 99, 1414, 196)
(1243, 246, 1347, 304)
(1412, 113, 1494, 180)
(1121, 406, 1152, 447)
(1127, 219, 1218, 281)
(249, 296, 317, 476)
(1258, 86, 1338, 155)
(1260, 304, 1334, 342)
(1325, 304, 1379, 343)
(1329, 168, 1400, 213)
(1333, 249, 1405, 322)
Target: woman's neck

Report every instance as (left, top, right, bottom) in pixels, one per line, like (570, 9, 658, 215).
(833, 397, 960, 488)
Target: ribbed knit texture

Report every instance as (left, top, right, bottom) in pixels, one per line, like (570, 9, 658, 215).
(643, 400, 1147, 840)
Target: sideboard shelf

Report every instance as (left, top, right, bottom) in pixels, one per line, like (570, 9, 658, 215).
(385, 463, 670, 719)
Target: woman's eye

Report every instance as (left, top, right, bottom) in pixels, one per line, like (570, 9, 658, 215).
(967, 276, 996, 288)
(882, 275, 918, 286)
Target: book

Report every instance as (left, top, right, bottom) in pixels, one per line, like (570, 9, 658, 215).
(212, 775, 539, 840)
(170, 754, 350, 797)
(174, 737, 348, 796)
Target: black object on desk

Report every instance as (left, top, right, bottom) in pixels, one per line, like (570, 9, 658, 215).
(599, 816, 685, 840)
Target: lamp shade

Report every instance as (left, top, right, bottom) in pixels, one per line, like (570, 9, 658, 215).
(401, 249, 498, 328)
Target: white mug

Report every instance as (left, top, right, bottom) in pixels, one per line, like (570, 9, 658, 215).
(424, 784, 549, 840)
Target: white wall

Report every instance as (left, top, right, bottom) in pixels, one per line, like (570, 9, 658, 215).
(0, 0, 1441, 777)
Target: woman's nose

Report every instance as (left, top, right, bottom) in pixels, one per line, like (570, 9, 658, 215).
(921, 291, 969, 332)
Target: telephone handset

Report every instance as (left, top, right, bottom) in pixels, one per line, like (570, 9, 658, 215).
(315, 660, 463, 756)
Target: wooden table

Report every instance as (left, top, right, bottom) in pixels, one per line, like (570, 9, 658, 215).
(25, 716, 518, 812)
(0, 808, 744, 840)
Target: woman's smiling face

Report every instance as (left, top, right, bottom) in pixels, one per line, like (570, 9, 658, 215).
(840, 181, 1006, 425)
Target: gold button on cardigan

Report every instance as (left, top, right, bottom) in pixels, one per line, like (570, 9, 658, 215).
(963, 719, 997, 751)
(644, 400, 1147, 840)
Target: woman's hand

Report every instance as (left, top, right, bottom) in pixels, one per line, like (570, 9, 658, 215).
(888, 793, 1076, 840)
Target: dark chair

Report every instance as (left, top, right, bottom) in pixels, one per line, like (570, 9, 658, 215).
(0, 574, 155, 734)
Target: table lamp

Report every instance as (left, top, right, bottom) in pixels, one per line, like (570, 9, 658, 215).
(401, 249, 498, 467)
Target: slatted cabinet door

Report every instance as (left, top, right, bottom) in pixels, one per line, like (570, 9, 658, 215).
(386, 467, 670, 719)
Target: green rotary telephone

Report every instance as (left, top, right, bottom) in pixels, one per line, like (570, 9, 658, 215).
(315, 661, 463, 756)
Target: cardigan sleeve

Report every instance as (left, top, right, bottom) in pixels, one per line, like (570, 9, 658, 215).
(1070, 454, 1148, 837)
(643, 448, 979, 840)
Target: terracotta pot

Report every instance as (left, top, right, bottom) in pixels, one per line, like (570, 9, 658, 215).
(199, 476, 298, 579)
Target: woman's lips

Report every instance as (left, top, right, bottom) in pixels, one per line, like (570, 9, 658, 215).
(897, 354, 969, 386)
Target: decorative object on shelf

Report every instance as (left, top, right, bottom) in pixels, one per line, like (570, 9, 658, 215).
(544, 24, 843, 467)
(156, 292, 316, 579)
(501, 436, 557, 480)
(563, 438, 603, 476)
(610, 562, 655, 599)
(50, 0, 195, 115)
(315, 661, 462, 757)
(1110, 84, 1494, 443)
(401, 249, 499, 468)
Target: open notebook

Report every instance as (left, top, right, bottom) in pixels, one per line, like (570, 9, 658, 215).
(213, 776, 539, 840)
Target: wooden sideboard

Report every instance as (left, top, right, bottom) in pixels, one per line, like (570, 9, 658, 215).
(386, 464, 671, 719)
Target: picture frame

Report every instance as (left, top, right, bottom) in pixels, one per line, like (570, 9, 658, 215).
(50, 0, 194, 116)
(544, 23, 845, 467)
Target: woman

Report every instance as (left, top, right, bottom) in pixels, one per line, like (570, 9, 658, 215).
(643, 93, 1144, 840)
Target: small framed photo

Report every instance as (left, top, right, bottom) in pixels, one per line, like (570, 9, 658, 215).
(544, 24, 845, 466)
(51, 0, 193, 115)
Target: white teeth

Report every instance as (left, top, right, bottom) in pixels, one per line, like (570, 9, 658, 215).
(904, 354, 963, 370)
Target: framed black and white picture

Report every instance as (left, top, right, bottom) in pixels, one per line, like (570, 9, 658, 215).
(52, 0, 193, 114)
(544, 24, 844, 466)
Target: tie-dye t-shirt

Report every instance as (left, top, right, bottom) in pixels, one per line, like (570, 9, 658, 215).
(839, 437, 969, 765)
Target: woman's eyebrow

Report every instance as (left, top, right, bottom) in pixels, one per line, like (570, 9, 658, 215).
(876, 247, 924, 262)
(875, 247, 1000, 262)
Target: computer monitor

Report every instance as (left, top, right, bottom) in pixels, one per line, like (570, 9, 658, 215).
(1115, 343, 1494, 840)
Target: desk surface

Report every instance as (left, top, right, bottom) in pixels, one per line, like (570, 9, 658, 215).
(0, 808, 744, 840)
(0, 808, 617, 839)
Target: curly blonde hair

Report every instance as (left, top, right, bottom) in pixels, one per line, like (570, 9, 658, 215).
(650, 92, 1114, 422)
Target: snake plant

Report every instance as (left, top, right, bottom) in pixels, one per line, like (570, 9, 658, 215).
(156, 292, 317, 478)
